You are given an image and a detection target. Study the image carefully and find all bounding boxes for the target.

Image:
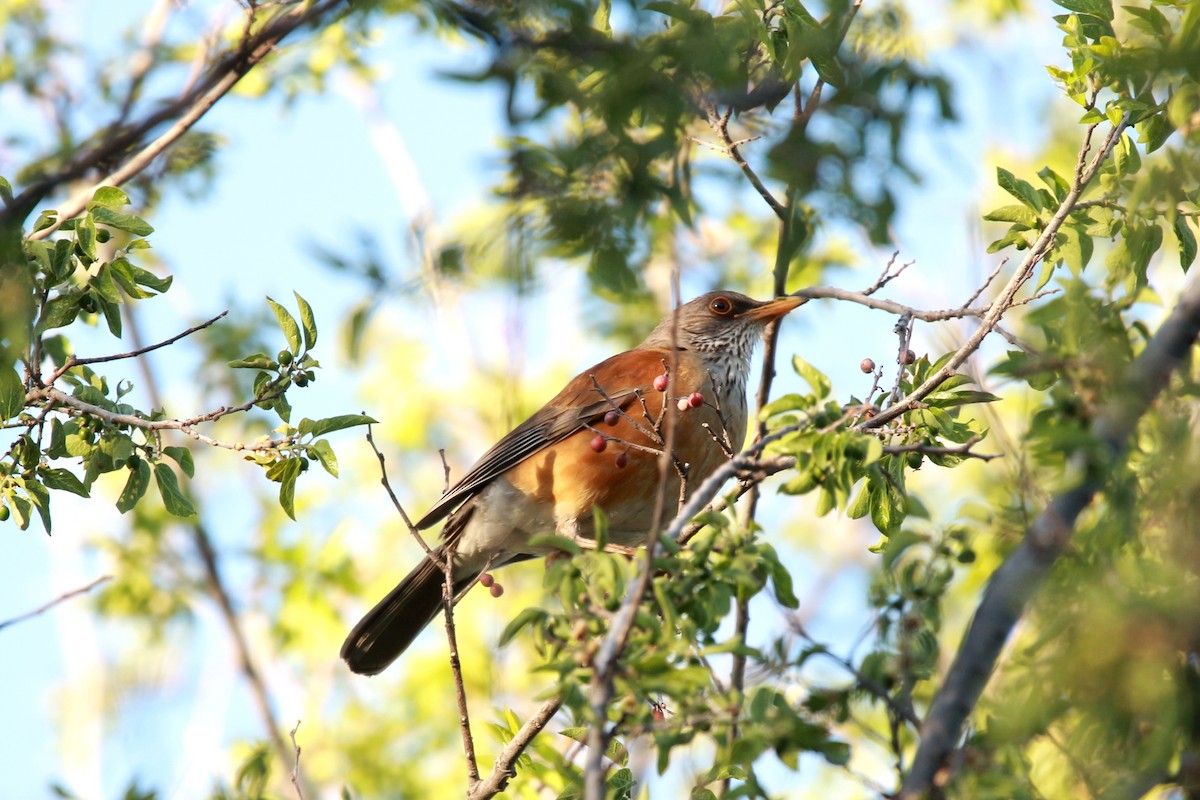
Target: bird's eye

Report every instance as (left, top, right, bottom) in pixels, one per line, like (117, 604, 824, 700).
(709, 296, 732, 315)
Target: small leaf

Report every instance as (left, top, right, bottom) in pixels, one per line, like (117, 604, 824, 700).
(298, 414, 378, 438)
(27, 481, 51, 533)
(0, 365, 24, 420)
(0, 175, 12, 206)
(791, 356, 831, 399)
(499, 607, 548, 646)
(847, 481, 871, 519)
(311, 439, 338, 477)
(228, 353, 276, 370)
(89, 186, 130, 209)
(1053, 0, 1113, 23)
(294, 292, 318, 351)
(982, 204, 1038, 227)
(163, 446, 195, 478)
(153, 462, 196, 517)
(276, 457, 302, 520)
(267, 296, 302, 354)
(37, 467, 90, 498)
(997, 167, 1042, 211)
(117, 460, 152, 513)
(91, 206, 154, 236)
(1175, 216, 1197, 272)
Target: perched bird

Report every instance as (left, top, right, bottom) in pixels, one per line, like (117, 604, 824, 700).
(342, 291, 802, 675)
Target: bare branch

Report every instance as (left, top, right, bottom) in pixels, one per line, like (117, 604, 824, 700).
(288, 721, 305, 800)
(899, 263, 1200, 797)
(45, 311, 229, 385)
(708, 110, 785, 220)
(365, 425, 431, 553)
(0, 575, 111, 633)
(442, 547, 481, 789)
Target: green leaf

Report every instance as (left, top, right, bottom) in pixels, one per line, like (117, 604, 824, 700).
(153, 462, 196, 517)
(1053, 0, 1113, 22)
(0, 365, 24, 420)
(91, 206, 154, 236)
(996, 167, 1042, 211)
(499, 607, 548, 646)
(0, 175, 12, 206)
(37, 467, 89, 498)
(983, 204, 1038, 227)
(1175, 216, 1198, 272)
(311, 439, 338, 477)
(228, 353, 277, 370)
(297, 414, 378, 438)
(560, 727, 629, 766)
(27, 481, 51, 533)
(266, 296, 302, 354)
(117, 459, 152, 513)
(276, 457, 302, 520)
(163, 446, 195, 478)
(847, 481, 871, 519)
(39, 295, 81, 331)
(89, 186, 130, 209)
(1037, 166, 1071, 201)
(294, 291, 317, 350)
(791, 356, 831, 399)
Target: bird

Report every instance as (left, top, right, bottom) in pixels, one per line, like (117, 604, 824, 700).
(341, 290, 803, 675)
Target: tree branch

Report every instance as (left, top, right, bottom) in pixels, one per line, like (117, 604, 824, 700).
(899, 263, 1200, 797)
(860, 114, 1133, 431)
(13, 0, 348, 235)
(467, 696, 565, 800)
(0, 575, 111, 633)
(24, 384, 292, 452)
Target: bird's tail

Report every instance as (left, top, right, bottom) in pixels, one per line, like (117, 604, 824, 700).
(340, 549, 470, 675)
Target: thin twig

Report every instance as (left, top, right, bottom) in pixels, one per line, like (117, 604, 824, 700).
(861, 114, 1134, 431)
(442, 548, 481, 789)
(45, 311, 229, 385)
(288, 720, 305, 800)
(365, 426, 431, 554)
(0, 575, 111, 632)
(25, 384, 292, 452)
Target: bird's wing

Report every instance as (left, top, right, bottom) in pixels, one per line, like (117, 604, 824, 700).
(414, 348, 671, 530)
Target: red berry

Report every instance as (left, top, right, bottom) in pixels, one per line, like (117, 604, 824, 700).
(860, 358, 875, 373)
(653, 374, 669, 392)
(687, 392, 704, 409)
(590, 435, 607, 453)
(614, 452, 628, 469)
(904, 350, 917, 365)
(604, 410, 619, 426)
(489, 583, 504, 598)
(479, 573, 494, 588)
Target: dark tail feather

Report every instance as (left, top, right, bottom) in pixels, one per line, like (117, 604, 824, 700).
(341, 551, 469, 675)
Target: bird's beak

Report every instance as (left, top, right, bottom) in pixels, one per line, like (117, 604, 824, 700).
(742, 295, 804, 322)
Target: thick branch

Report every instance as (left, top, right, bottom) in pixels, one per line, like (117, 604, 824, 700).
(899, 265, 1200, 797)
